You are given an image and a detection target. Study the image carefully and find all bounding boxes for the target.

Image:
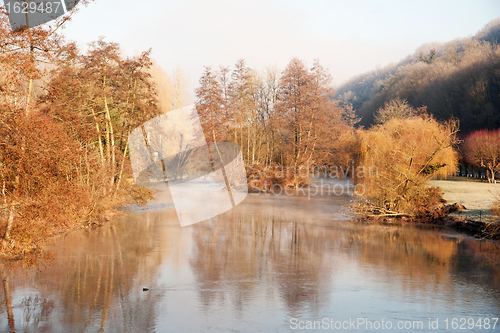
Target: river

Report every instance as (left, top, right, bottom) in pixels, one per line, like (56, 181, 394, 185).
(1, 181, 499, 332)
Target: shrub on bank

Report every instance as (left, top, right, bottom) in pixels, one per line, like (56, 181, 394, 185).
(352, 116, 459, 218)
(493, 195, 500, 223)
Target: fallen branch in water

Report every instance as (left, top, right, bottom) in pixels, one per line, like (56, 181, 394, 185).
(366, 213, 413, 218)
(356, 200, 467, 221)
(354, 201, 500, 241)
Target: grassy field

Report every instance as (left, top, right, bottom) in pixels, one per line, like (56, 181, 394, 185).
(430, 177, 500, 222)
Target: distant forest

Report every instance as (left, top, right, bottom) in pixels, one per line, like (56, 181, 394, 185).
(336, 18, 500, 134)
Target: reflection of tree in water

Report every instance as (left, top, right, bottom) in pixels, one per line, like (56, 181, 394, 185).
(0, 210, 180, 332)
(189, 205, 341, 316)
(452, 240, 500, 299)
(342, 224, 500, 309)
(1, 195, 499, 330)
(271, 220, 339, 315)
(21, 296, 54, 330)
(189, 199, 500, 317)
(0, 269, 17, 332)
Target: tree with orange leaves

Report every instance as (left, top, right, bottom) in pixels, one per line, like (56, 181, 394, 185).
(195, 66, 225, 143)
(463, 129, 500, 182)
(276, 58, 344, 167)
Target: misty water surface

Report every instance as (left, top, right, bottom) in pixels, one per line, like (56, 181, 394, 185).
(1, 181, 499, 332)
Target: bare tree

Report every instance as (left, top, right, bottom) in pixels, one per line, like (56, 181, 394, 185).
(374, 98, 414, 124)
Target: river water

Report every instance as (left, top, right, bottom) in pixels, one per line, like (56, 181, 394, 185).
(1, 182, 500, 332)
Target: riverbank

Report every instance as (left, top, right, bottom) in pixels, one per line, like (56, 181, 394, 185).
(429, 177, 500, 240)
(0, 176, 153, 265)
(0, 204, 126, 264)
(352, 177, 500, 241)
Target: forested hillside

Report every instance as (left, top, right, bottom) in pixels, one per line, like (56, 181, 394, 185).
(336, 19, 500, 133)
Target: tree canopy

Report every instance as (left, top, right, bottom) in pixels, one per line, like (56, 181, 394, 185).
(336, 19, 500, 133)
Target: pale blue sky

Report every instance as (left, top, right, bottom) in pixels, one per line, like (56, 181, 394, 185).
(59, 0, 500, 92)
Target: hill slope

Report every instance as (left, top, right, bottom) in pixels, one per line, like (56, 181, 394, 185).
(336, 18, 500, 133)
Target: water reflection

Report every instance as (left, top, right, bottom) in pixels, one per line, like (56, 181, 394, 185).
(0, 190, 499, 332)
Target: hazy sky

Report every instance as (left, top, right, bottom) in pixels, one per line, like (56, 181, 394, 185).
(61, 0, 500, 92)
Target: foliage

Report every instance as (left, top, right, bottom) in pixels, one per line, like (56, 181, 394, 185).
(462, 129, 500, 182)
(41, 38, 161, 191)
(194, 58, 353, 189)
(150, 62, 191, 112)
(336, 19, 500, 132)
(488, 194, 500, 238)
(195, 66, 225, 142)
(0, 8, 161, 261)
(374, 98, 414, 124)
(0, 1, 94, 114)
(352, 116, 459, 217)
(276, 59, 345, 167)
(493, 196, 500, 221)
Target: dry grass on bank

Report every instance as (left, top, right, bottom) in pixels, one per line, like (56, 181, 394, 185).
(430, 177, 500, 222)
(428, 177, 500, 240)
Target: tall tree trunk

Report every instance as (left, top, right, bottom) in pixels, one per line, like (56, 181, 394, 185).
(114, 130, 130, 195)
(212, 131, 235, 207)
(25, 9, 34, 115)
(247, 122, 250, 162)
(91, 108, 105, 166)
(104, 97, 116, 186)
(25, 78, 33, 115)
(140, 125, 168, 184)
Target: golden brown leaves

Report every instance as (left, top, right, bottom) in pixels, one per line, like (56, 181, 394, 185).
(354, 116, 459, 217)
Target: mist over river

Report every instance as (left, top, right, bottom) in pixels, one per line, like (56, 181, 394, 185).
(1, 180, 499, 332)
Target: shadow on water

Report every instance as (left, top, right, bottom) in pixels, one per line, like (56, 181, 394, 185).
(0, 187, 499, 332)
